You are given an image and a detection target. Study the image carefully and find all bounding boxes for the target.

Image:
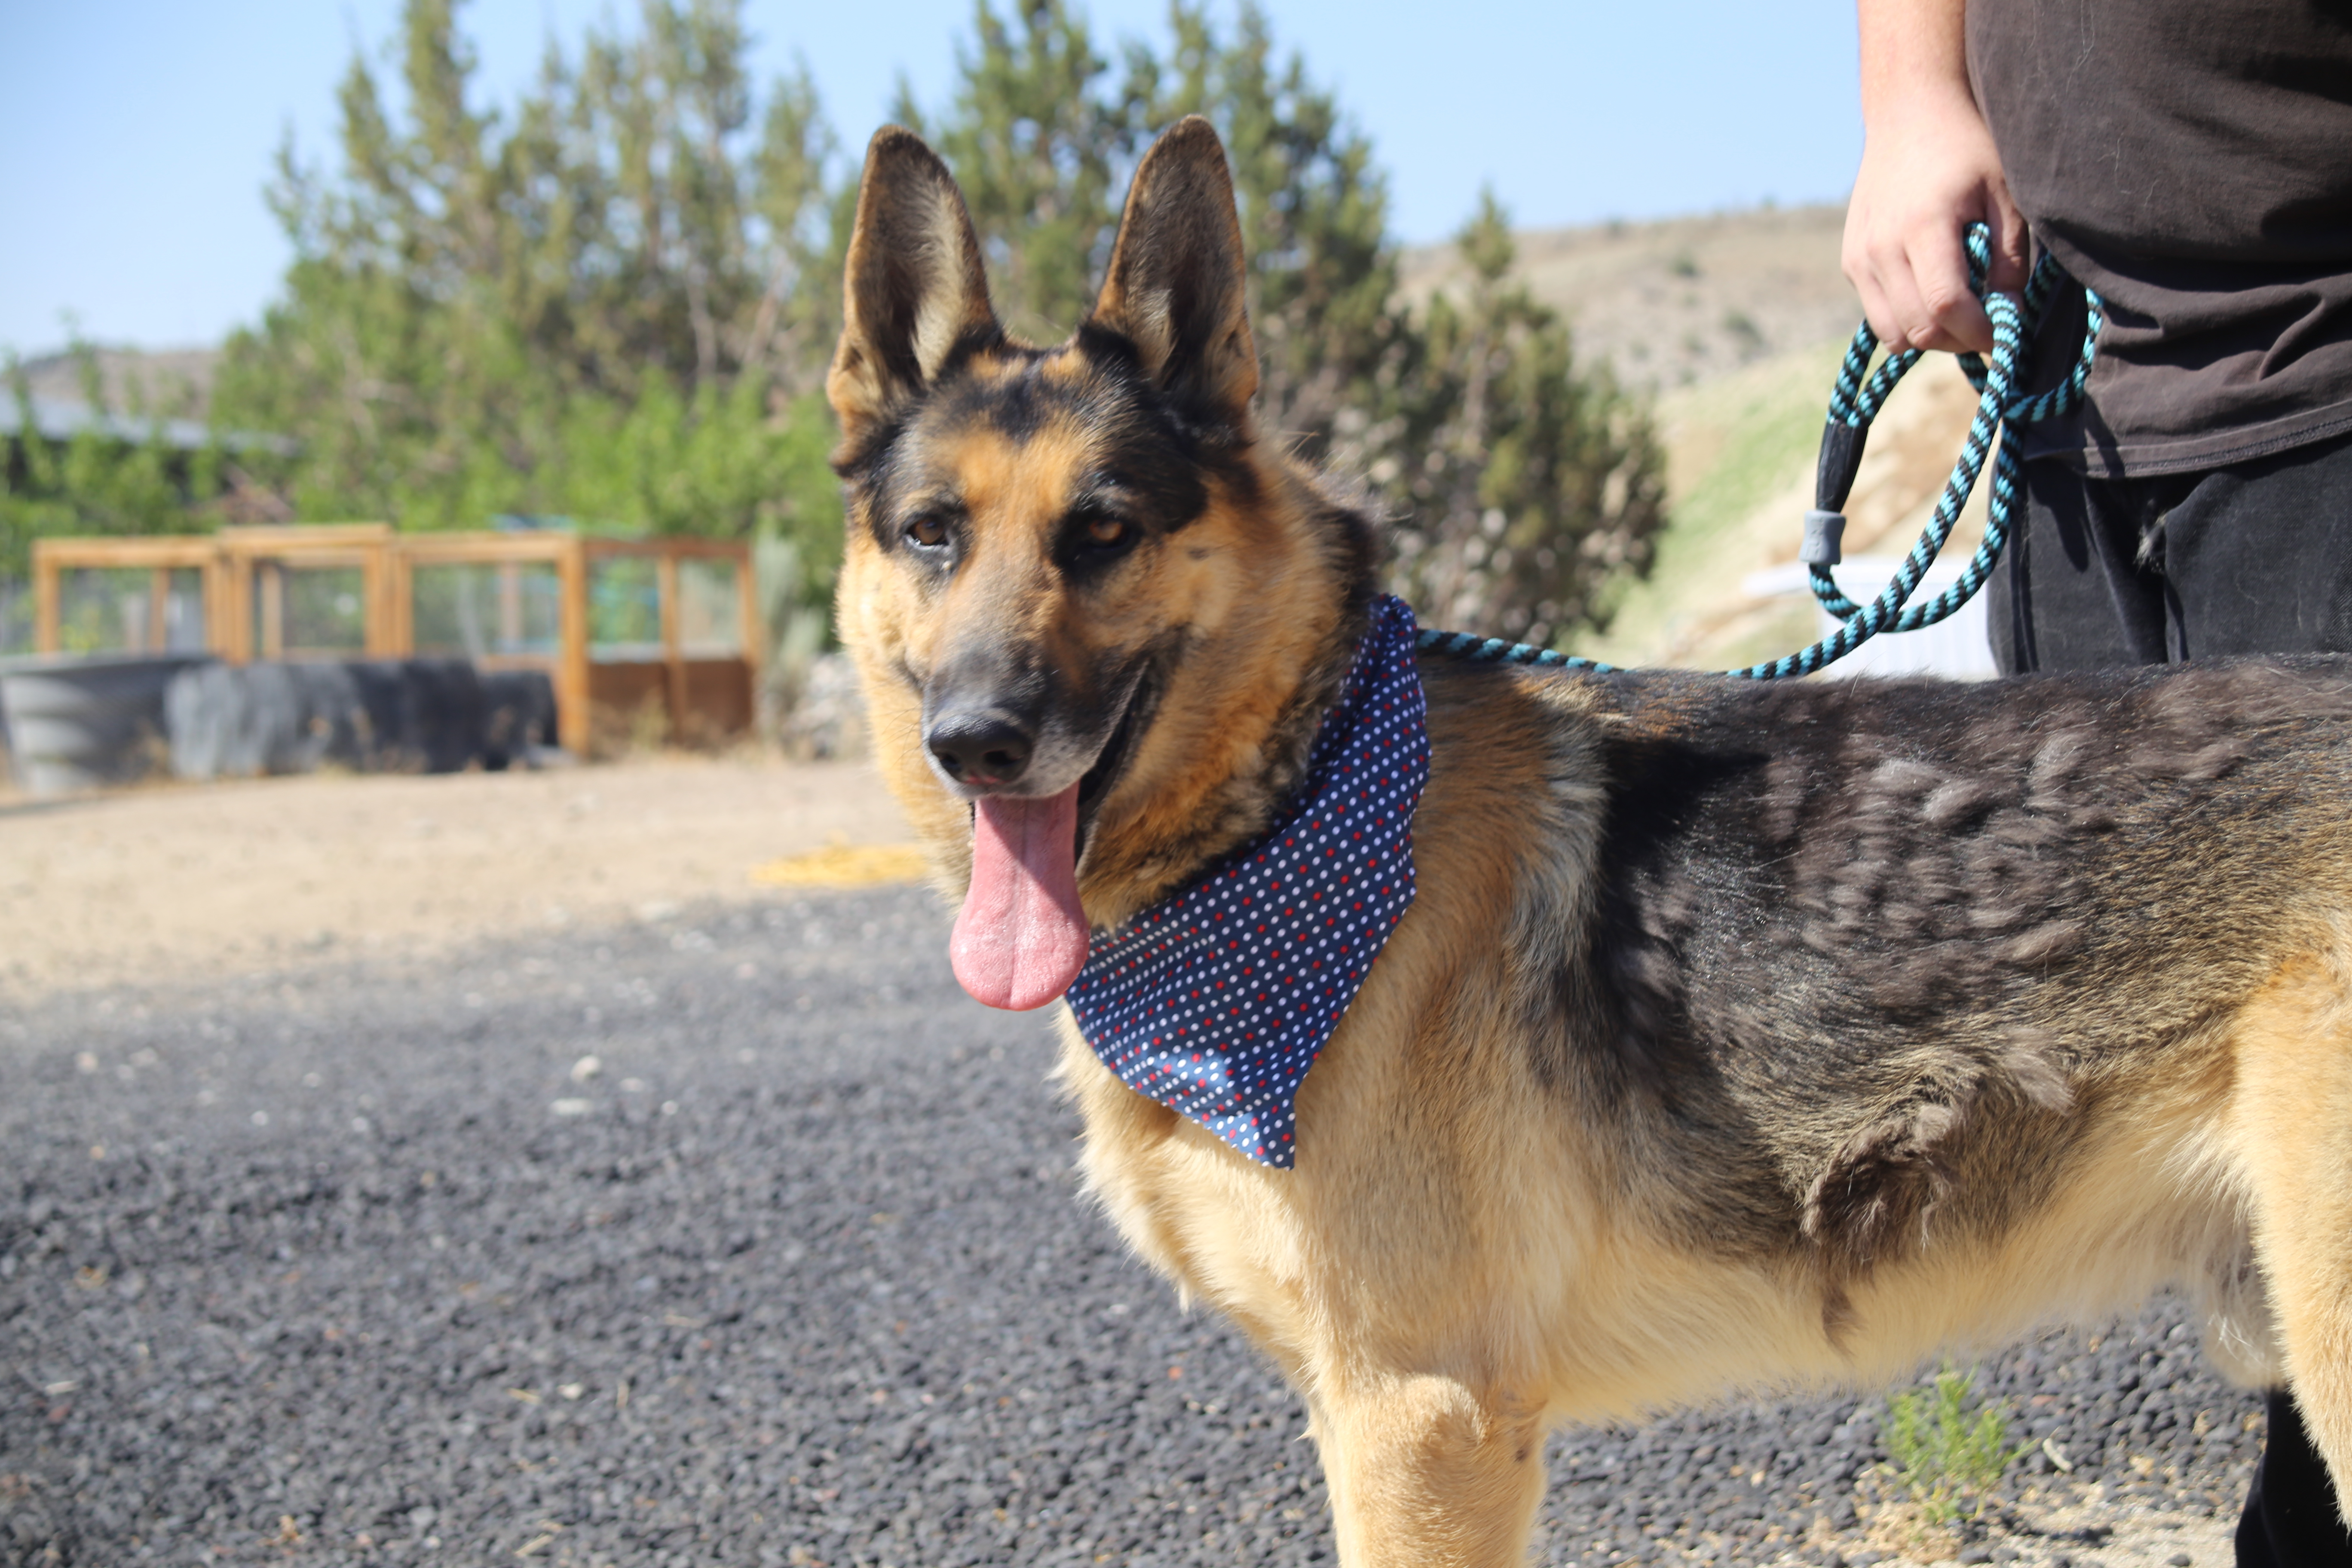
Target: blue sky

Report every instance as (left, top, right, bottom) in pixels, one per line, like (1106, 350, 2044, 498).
(0, 1, 1863, 355)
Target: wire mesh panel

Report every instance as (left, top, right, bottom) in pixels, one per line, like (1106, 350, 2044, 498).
(56, 568, 142, 654)
(162, 569, 206, 651)
(588, 556, 663, 661)
(411, 561, 561, 660)
(254, 562, 367, 657)
(677, 557, 741, 657)
(53, 567, 205, 655)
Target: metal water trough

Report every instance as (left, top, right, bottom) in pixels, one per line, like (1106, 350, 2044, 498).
(0, 654, 212, 796)
(0, 655, 559, 797)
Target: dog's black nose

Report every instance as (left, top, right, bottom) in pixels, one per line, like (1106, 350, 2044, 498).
(927, 713, 1035, 787)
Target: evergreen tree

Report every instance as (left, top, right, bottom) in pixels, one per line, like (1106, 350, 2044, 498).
(1379, 193, 1666, 646)
(1130, 4, 1401, 460)
(921, 0, 1131, 344)
(927, 2, 1405, 462)
(210, 0, 845, 597)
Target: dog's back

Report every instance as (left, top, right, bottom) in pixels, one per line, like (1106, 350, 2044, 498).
(1556, 656, 2352, 1277)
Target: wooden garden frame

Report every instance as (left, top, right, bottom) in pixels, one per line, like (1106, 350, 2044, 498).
(31, 526, 762, 755)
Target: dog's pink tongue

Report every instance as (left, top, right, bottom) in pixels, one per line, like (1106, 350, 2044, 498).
(951, 784, 1089, 1011)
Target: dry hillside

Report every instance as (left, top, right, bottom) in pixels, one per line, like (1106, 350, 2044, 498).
(1400, 203, 1860, 394)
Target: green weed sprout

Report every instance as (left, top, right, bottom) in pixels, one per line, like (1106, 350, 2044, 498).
(1882, 1365, 2033, 1523)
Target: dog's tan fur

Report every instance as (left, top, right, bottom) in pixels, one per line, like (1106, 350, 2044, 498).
(829, 117, 2352, 1565)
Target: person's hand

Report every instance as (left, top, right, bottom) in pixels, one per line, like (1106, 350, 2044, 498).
(1842, 88, 2029, 355)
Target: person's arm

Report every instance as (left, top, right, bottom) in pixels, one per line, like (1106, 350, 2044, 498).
(1843, 0, 2030, 354)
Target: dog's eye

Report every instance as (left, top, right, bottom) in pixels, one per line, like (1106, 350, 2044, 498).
(905, 515, 949, 550)
(1082, 515, 1130, 549)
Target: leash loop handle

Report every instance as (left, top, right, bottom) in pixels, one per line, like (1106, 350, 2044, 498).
(1782, 227, 2100, 671)
(1413, 224, 2104, 680)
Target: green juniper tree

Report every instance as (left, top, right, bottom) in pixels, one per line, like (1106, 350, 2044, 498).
(913, 0, 1133, 344)
(211, 0, 846, 605)
(1130, 3, 1403, 461)
(1379, 192, 1666, 646)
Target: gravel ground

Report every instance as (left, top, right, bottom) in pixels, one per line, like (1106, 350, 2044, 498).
(2, 886, 2269, 1567)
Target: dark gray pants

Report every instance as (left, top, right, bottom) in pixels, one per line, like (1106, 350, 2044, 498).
(1989, 430, 2352, 672)
(1986, 427, 2352, 1568)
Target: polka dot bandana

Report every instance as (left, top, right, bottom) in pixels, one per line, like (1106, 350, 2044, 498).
(1064, 594, 1429, 1168)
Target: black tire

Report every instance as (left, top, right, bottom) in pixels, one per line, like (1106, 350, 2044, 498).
(241, 662, 308, 775)
(162, 658, 508, 781)
(284, 662, 364, 772)
(478, 669, 557, 770)
(343, 661, 411, 772)
(401, 658, 488, 773)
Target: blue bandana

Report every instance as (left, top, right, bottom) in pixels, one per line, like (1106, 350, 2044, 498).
(1063, 595, 1430, 1167)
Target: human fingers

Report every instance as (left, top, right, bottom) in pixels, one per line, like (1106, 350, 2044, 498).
(1854, 220, 1982, 355)
(1981, 172, 2031, 294)
(1844, 168, 1993, 353)
(1847, 188, 1956, 351)
(1842, 215, 1908, 350)
(1900, 217, 1994, 355)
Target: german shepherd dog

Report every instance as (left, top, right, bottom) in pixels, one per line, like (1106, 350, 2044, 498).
(827, 116, 2352, 1565)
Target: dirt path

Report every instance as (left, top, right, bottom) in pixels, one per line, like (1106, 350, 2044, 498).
(0, 753, 919, 1001)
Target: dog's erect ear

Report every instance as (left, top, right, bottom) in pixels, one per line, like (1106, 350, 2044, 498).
(828, 127, 999, 445)
(1087, 116, 1259, 432)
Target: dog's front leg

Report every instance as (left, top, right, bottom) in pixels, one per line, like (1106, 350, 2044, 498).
(1312, 1375, 1548, 1567)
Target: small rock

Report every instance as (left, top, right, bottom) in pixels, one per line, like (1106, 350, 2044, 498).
(570, 1054, 602, 1083)
(779, 651, 869, 760)
(2168, 1556, 2193, 1567)
(551, 1097, 593, 1117)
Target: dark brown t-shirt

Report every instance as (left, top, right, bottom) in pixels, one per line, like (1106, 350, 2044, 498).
(1968, 0, 2352, 476)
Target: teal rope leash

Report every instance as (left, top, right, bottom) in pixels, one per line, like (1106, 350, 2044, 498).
(1413, 225, 2104, 680)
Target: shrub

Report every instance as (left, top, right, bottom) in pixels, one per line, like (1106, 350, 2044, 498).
(1882, 1365, 2031, 1524)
